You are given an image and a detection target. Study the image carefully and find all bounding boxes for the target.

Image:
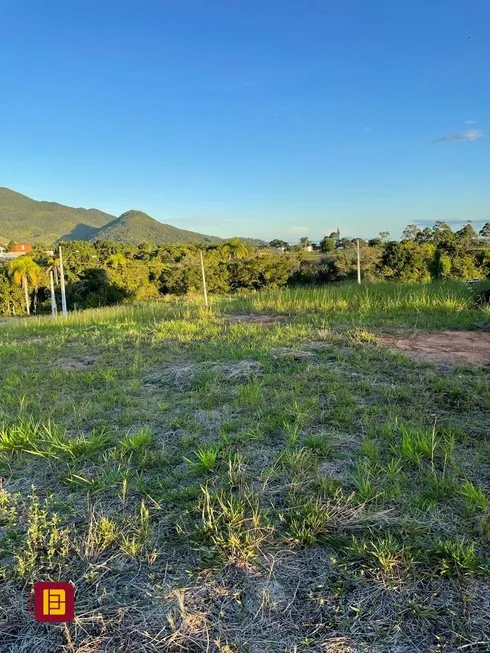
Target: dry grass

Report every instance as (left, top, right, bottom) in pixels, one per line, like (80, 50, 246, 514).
(145, 360, 264, 389)
(0, 283, 489, 651)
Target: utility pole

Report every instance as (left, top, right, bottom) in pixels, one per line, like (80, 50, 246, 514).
(200, 250, 209, 308)
(59, 246, 68, 316)
(356, 239, 361, 285)
(50, 271, 58, 316)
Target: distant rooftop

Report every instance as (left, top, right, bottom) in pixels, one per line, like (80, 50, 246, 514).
(11, 243, 32, 253)
(0, 251, 28, 261)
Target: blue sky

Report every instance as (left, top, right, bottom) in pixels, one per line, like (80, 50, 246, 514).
(0, 0, 488, 241)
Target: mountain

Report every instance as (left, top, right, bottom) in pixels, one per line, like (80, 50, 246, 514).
(92, 210, 222, 245)
(0, 187, 115, 244)
(0, 188, 223, 246)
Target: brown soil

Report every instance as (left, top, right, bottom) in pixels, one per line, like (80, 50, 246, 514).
(225, 313, 288, 325)
(378, 330, 490, 366)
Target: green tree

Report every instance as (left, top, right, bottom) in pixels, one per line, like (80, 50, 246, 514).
(58, 241, 99, 280)
(67, 268, 128, 308)
(319, 236, 335, 252)
(219, 238, 250, 260)
(414, 227, 434, 244)
(429, 249, 452, 280)
(135, 241, 156, 261)
(0, 271, 23, 315)
(479, 222, 490, 242)
(106, 253, 128, 268)
(333, 244, 383, 281)
(476, 248, 490, 278)
(381, 241, 434, 282)
(8, 257, 42, 315)
(93, 240, 122, 260)
(401, 225, 421, 242)
(336, 237, 354, 250)
(449, 252, 481, 280)
(228, 254, 298, 291)
(432, 221, 455, 249)
(108, 263, 159, 300)
(269, 239, 289, 250)
(258, 255, 299, 288)
(159, 258, 202, 295)
(455, 222, 479, 247)
(299, 237, 311, 250)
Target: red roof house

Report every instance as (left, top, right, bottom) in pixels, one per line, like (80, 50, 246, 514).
(11, 243, 32, 253)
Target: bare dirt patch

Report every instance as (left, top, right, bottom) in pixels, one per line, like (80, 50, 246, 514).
(378, 330, 490, 366)
(55, 355, 98, 371)
(225, 313, 288, 325)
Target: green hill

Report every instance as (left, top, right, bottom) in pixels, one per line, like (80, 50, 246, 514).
(0, 187, 256, 246)
(0, 187, 115, 244)
(91, 210, 223, 245)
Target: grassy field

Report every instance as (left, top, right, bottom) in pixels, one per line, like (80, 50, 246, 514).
(0, 281, 489, 652)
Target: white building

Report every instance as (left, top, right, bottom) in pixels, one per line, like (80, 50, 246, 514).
(0, 251, 26, 261)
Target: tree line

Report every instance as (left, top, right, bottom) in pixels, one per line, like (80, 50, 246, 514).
(0, 221, 489, 315)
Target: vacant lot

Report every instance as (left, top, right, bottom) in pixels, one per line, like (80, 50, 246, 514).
(0, 282, 489, 652)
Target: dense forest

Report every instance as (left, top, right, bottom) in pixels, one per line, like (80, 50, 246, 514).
(1, 220, 489, 316)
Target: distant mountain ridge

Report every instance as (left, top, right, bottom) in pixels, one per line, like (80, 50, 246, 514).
(93, 210, 222, 245)
(0, 187, 113, 244)
(0, 188, 227, 245)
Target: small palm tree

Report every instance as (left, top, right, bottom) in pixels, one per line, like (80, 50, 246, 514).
(219, 238, 250, 260)
(299, 237, 311, 249)
(8, 257, 42, 315)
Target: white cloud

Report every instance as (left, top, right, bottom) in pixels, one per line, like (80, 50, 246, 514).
(430, 129, 484, 145)
(465, 120, 476, 124)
